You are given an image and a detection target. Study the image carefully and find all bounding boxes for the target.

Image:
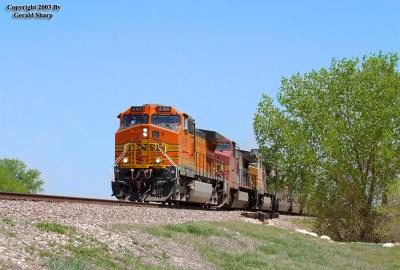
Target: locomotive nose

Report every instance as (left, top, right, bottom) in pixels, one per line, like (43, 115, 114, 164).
(141, 127, 149, 138)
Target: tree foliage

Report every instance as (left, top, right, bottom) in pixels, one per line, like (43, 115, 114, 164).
(0, 166, 28, 193)
(0, 158, 44, 193)
(254, 53, 400, 241)
(377, 180, 400, 242)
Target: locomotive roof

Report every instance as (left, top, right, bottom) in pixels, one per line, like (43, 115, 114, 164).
(198, 129, 227, 144)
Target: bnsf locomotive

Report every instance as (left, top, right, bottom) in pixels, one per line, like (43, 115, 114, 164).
(111, 104, 300, 213)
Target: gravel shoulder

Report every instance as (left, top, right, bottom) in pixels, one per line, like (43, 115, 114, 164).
(0, 200, 313, 270)
(0, 200, 243, 269)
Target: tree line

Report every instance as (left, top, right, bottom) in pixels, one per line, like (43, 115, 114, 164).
(0, 158, 44, 194)
(254, 52, 400, 242)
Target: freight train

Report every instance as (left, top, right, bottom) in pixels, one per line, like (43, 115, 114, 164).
(111, 104, 301, 213)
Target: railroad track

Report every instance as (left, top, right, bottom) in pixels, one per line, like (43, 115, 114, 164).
(0, 192, 279, 220)
(0, 192, 160, 208)
(0, 192, 218, 211)
(0, 192, 282, 222)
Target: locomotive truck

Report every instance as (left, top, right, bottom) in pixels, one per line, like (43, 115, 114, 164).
(111, 104, 300, 213)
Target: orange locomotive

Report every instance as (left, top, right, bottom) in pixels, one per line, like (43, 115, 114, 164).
(112, 104, 273, 210)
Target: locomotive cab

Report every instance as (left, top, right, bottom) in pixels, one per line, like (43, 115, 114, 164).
(112, 105, 183, 201)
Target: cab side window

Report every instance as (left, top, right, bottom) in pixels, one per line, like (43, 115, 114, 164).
(184, 117, 189, 132)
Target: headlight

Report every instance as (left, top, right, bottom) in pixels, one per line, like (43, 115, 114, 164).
(143, 128, 148, 132)
(122, 157, 129, 163)
(143, 132, 148, 137)
(155, 158, 162, 164)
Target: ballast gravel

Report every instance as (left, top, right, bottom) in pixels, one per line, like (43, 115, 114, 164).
(0, 200, 243, 226)
(0, 199, 244, 269)
(0, 199, 311, 270)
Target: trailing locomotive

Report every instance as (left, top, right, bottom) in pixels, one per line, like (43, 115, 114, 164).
(111, 104, 300, 213)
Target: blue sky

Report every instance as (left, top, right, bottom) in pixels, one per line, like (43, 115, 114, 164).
(1, 1, 399, 198)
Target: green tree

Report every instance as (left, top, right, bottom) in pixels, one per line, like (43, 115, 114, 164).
(377, 180, 400, 242)
(254, 53, 400, 241)
(0, 167, 28, 193)
(0, 159, 44, 193)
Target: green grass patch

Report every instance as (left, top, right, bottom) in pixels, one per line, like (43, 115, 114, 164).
(144, 221, 227, 239)
(200, 245, 271, 270)
(24, 245, 36, 255)
(2, 217, 15, 227)
(165, 222, 224, 236)
(28, 220, 400, 270)
(39, 249, 54, 258)
(144, 226, 175, 238)
(37, 235, 163, 270)
(35, 222, 75, 235)
(121, 252, 176, 270)
(65, 243, 119, 269)
(24, 244, 62, 261)
(46, 256, 92, 270)
(154, 251, 171, 261)
(143, 221, 400, 270)
(31, 223, 173, 270)
(217, 222, 400, 270)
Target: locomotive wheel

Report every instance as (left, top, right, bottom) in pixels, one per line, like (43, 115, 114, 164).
(258, 196, 264, 210)
(120, 186, 133, 201)
(115, 193, 125, 200)
(114, 189, 128, 200)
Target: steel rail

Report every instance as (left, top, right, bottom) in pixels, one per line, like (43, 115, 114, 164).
(0, 192, 160, 208)
(0, 192, 233, 212)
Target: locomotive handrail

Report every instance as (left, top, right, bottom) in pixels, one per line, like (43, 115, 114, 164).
(115, 145, 128, 165)
(157, 144, 179, 185)
(156, 144, 177, 167)
(112, 145, 129, 181)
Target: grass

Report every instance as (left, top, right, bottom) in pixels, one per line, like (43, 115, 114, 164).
(11, 219, 399, 270)
(38, 237, 122, 270)
(65, 241, 173, 270)
(33, 222, 119, 269)
(154, 251, 171, 261)
(289, 217, 315, 231)
(38, 240, 164, 270)
(35, 222, 75, 235)
(121, 252, 175, 270)
(25, 245, 36, 255)
(2, 217, 15, 227)
(142, 221, 400, 270)
(46, 257, 91, 270)
(65, 243, 120, 270)
(144, 221, 227, 238)
(30, 222, 169, 270)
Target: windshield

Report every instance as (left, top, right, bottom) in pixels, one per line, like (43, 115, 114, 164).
(121, 114, 148, 128)
(152, 115, 181, 131)
(216, 142, 230, 150)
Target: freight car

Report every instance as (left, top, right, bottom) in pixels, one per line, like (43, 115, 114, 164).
(111, 104, 300, 213)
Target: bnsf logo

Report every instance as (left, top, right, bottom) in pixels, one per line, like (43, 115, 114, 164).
(136, 143, 161, 152)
